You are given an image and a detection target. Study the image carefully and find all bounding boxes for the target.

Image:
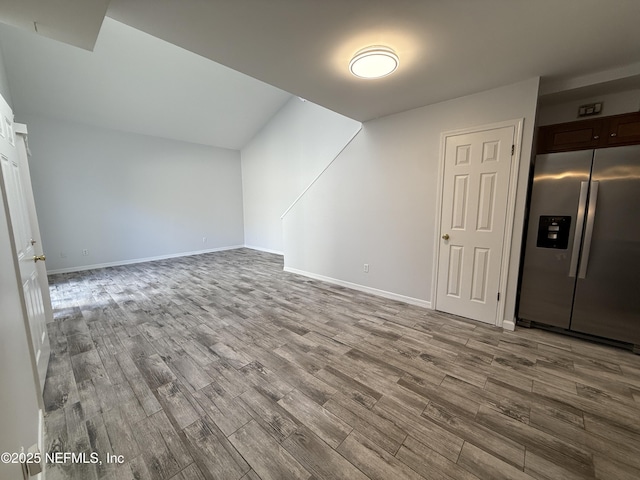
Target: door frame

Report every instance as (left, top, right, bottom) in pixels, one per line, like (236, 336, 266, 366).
(431, 118, 524, 328)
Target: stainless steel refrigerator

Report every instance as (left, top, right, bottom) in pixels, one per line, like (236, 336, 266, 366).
(519, 145, 640, 349)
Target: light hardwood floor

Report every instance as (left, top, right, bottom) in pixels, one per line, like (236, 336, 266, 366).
(43, 248, 640, 480)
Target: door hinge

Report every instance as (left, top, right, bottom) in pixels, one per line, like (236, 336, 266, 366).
(511, 144, 515, 155)
(497, 292, 500, 301)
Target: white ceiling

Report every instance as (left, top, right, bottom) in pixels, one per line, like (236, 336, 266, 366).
(107, 0, 640, 121)
(1, 0, 640, 148)
(0, 17, 291, 150)
(0, 0, 109, 50)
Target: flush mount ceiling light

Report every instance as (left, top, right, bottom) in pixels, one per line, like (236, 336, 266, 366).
(349, 46, 399, 79)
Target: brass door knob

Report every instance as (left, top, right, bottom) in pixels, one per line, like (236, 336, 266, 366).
(33, 254, 46, 262)
(442, 234, 450, 240)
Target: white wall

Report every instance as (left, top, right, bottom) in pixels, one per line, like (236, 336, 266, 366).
(241, 98, 361, 254)
(21, 114, 245, 272)
(282, 78, 540, 326)
(0, 40, 13, 107)
(538, 88, 640, 126)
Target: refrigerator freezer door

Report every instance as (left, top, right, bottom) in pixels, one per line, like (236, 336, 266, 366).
(570, 145, 640, 344)
(519, 151, 593, 328)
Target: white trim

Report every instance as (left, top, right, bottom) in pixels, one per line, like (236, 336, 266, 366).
(432, 119, 524, 328)
(281, 124, 362, 219)
(284, 266, 431, 309)
(502, 318, 516, 331)
(244, 244, 284, 256)
(431, 125, 449, 311)
(38, 408, 45, 479)
(497, 119, 524, 328)
(46, 245, 245, 274)
(14, 122, 27, 135)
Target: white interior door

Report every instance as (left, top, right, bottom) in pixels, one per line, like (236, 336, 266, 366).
(0, 99, 50, 393)
(436, 125, 515, 324)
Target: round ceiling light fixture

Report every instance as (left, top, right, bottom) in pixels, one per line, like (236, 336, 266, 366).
(349, 46, 399, 79)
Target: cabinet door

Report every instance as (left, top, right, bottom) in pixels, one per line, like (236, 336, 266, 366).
(606, 112, 640, 146)
(538, 119, 603, 154)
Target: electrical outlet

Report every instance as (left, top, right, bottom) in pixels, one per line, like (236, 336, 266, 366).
(363, 263, 369, 273)
(82, 249, 89, 256)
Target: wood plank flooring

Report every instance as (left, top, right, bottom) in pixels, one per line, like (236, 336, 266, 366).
(43, 248, 640, 480)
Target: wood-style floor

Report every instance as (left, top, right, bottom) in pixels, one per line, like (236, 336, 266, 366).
(43, 248, 640, 480)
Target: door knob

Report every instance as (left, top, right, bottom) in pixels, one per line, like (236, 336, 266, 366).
(442, 234, 450, 240)
(33, 254, 46, 262)
(30, 239, 36, 245)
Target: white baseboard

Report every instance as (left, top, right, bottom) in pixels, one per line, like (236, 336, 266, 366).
(502, 317, 516, 331)
(244, 245, 284, 256)
(283, 266, 431, 309)
(46, 245, 245, 274)
(38, 408, 44, 479)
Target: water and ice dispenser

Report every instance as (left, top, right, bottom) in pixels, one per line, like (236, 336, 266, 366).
(536, 216, 571, 249)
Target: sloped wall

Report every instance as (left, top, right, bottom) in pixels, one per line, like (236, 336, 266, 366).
(241, 97, 361, 254)
(282, 78, 540, 326)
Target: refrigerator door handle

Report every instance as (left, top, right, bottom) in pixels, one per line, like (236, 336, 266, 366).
(578, 181, 599, 279)
(569, 181, 589, 278)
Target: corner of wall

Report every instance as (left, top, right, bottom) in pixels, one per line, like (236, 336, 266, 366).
(240, 98, 360, 254)
(0, 37, 14, 108)
(502, 318, 517, 331)
(282, 77, 541, 319)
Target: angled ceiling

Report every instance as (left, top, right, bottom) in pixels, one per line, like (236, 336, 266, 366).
(0, 17, 291, 150)
(107, 0, 640, 121)
(1, 0, 640, 146)
(0, 0, 109, 50)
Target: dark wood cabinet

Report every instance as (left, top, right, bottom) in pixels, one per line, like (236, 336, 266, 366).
(607, 112, 640, 146)
(538, 118, 602, 153)
(537, 111, 640, 154)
